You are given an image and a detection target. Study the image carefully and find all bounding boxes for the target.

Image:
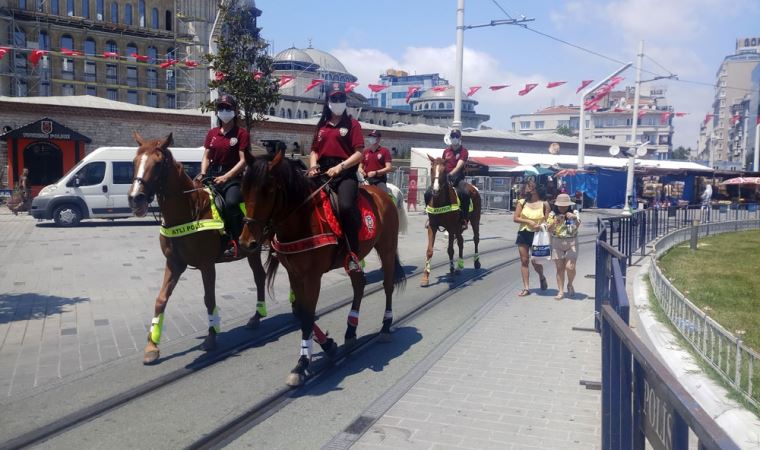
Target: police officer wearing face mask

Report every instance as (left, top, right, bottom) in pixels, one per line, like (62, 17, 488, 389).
(424, 129, 471, 230)
(307, 87, 365, 273)
(198, 94, 250, 258)
(359, 130, 393, 192)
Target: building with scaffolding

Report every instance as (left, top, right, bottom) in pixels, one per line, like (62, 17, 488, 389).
(0, 0, 228, 109)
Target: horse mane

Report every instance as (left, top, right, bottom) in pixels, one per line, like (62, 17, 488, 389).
(243, 153, 313, 206)
(136, 141, 189, 183)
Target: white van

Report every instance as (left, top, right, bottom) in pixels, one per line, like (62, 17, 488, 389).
(31, 146, 204, 226)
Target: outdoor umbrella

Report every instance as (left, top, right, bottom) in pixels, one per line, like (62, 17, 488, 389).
(509, 165, 539, 174)
(720, 177, 760, 185)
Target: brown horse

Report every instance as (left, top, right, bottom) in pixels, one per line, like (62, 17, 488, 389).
(239, 151, 406, 387)
(420, 155, 482, 287)
(127, 133, 268, 364)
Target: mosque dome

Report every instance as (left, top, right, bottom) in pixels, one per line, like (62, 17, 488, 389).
(273, 47, 314, 64)
(302, 48, 350, 74)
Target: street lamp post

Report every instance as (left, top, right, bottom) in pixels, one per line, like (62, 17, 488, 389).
(452, 0, 465, 129)
(622, 40, 644, 216)
(754, 121, 760, 172)
(577, 62, 632, 169)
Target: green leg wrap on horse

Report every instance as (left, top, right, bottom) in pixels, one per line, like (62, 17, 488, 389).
(208, 306, 221, 333)
(474, 253, 480, 261)
(288, 290, 296, 304)
(150, 313, 165, 345)
(256, 301, 268, 317)
(457, 258, 465, 270)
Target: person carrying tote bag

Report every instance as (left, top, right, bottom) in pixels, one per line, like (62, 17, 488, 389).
(547, 193, 581, 300)
(513, 178, 550, 297)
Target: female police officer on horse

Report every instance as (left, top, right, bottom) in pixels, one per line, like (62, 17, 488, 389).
(306, 86, 364, 273)
(198, 94, 249, 258)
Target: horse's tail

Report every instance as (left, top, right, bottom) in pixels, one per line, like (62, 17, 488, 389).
(265, 249, 280, 294)
(397, 200, 408, 235)
(393, 251, 407, 291)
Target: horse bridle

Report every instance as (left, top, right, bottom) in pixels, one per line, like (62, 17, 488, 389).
(132, 147, 170, 216)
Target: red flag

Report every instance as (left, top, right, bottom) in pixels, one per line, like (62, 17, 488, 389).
(131, 52, 149, 62)
(488, 84, 509, 91)
(660, 112, 672, 125)
(674, 112, 688, 117)
(591, 84, 613, 101)
(637, 109, 648, 119)
(431, 86, 448, 92)
(344, 82, 359, 93)
(181, 59, 199, 68)
(583, 99, 599, 111)
(0, 47, 7, 60)
(607, 76, 624, 89)
(103, 51, 119, 59)
(214, 71, 226, 81)
(252, 70, 263, 80)
(613, 107, 625, 113)
(405, 86, 420, 103)
(546, 81, 566, 89)
(368, 84, 388, 93)
(304, 79, 324, 93)
(575, 80, 593, 93)
(61, 48, 82, 56)
(466, 86, 481, 97)
(730, 113, 742, 125)
(518, 83, 538, 96)
(277, 75, 294, 87)
(159, 59, 178, 69)
(28, 49, 48, 66)
(703, 114, 713, 126)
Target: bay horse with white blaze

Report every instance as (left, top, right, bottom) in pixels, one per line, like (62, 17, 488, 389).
(128, 133, 269, 364)
(420, 155, 482, 287)
(239, 150, 406, 387)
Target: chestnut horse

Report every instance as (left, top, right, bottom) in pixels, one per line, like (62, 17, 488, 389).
(127, 133, 269, 364)
(239, 151, 406, 387)
(420, 155, 482, 287)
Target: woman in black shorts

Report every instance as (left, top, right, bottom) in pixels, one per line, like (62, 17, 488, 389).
(513, 178, 550, 296)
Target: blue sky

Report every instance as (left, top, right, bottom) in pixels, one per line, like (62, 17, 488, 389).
(257, 0, 760, 148)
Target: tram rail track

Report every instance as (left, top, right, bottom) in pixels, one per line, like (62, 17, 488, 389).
(1, 234, 597, 450)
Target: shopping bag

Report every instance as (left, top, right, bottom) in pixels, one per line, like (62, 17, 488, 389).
(531, 229, 551, 258)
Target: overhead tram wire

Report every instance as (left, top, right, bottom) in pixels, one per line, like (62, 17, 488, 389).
(489, 0, 514, 20)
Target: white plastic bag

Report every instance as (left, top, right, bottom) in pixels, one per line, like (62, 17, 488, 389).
(531, 229, 551, 258)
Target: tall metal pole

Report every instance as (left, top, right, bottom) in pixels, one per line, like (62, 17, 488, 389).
(623, 40, 644, 216)
(208, 1, 228, 127)
(452, 0, 465, 129)
(754, 122, 760, 172)
(577, 62, 632, 169)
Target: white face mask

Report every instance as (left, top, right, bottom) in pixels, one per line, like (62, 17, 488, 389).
(217, 110, 236, 123)
(328, 102, 347, 116)
(450, 138, 461, 147)
(366, 137, 377, 146)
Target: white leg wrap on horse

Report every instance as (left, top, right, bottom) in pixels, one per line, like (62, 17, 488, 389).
(300, 338, 313, 358)
(384, 310, 393, 321)
(425, 260, 431, 272)
(347, 309, 359, 327)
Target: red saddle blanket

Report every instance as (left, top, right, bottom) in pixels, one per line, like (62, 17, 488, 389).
(318, 190, 377, 241)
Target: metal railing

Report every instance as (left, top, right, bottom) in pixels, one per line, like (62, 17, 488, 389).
(650, 219, 760, 409)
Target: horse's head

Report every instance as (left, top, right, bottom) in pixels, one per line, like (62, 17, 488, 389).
(128, 132, 173, 217)
(428, 155, 448, 197)
(240, 150, 287, 251)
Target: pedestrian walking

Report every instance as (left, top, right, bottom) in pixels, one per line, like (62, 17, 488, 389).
(307, 86, 365, 273)
(11, 167, 30, 215)
(359, 130, 392, 192)
(547, 193, 581, 299)
(197, 94, 249, 258)
(700, 184, 713, 223)
(513, 177, 550, 296)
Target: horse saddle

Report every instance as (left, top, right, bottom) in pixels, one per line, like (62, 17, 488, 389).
(319, 187, 377, 241)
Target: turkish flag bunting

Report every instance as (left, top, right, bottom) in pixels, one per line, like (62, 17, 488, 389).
(405, 86, 420, 103)
(591, 84, 612, 101)
(252, 70, 263, 80)
(730, 114, 742, 125)
(62, 48, 82, 56)
(575, 80, 593, 93)
(103, 51, 119, 58)
(28, 49, 48, 66)
(489, 85, 509, 91)
(131, 52, 149, 62)
(660, 112, 672, 125)
(637, 109, 648, 119)
(547, 81, 566, 89)
(466, 86, 481, 97)
(431, 86, 449, 92)
(607, 76, 624, 88)
(518, 83, 538, 96)
(214, 72, 226, 81)
(583, 99, 599, 111)
(345, 82, 360, 93)
(277, 75, 294, 87)
(613, 108, 625, 113)
(0, 48, 6, 60)
(182, 59, 199, 68)
(703, 114, 714, 126)
(304, 79, 324, 93)
(674, 112, 688, 117)
(368, 84, 389, 93)
(159, 59, 178, 69)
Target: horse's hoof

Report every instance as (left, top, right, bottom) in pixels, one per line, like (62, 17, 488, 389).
(143, 349, 160, 365)
(454, 269, 461, 275)
(324, 340, 339, 359)
(378, 332, 392, 343)
(201, 334, 216, 352)
(474, 260, 482, 270)
(420, 280, 429, 287)
(245, 315, 260, 330)
(420, 273, 429, 287)
(344, 336, 357, 348)
(286, 372, 303, 388)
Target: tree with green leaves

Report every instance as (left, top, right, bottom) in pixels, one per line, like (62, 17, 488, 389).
(671, 145, 691, 160)
(202, 0, 280, 132)
(555, 125, 574, 136)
